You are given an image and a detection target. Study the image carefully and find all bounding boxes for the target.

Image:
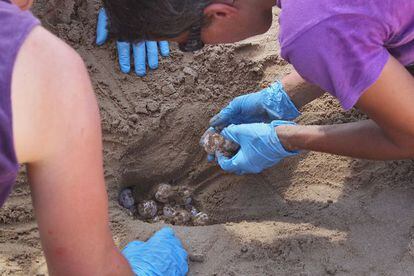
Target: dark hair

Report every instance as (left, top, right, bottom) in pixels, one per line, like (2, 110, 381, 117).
(103, 0, 212, 42)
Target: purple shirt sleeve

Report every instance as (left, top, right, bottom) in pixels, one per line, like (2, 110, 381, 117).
(280, 14, 390, 110)
(0, 1, 39, 207)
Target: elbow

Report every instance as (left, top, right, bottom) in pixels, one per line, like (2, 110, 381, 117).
(389, 134, 414, 159)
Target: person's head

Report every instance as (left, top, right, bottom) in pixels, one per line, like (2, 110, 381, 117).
(103, 0, 274, 51)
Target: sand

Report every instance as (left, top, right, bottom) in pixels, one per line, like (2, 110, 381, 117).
(1, 1, 414, 275)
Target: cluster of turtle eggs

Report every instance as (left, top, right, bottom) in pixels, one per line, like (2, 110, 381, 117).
(118, 184, 209, 226)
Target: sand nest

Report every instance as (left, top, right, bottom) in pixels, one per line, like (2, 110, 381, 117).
(2, 1, 414, 275)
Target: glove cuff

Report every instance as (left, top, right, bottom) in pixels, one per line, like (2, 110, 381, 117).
(269, 120, 300, 156)
(262, 81, 301, 120)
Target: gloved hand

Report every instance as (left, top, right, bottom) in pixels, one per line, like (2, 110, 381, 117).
(216, 120, 299, 175)
(122, 227, 188, 276)
(210, 82, 300, 130)
(96, 8, 170, 77)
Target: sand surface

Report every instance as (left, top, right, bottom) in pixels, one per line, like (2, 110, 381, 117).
(1, 1, 414, 275)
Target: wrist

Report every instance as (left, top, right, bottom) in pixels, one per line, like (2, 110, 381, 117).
(275, 124, 299, 152)
(264, 81, 301, 120)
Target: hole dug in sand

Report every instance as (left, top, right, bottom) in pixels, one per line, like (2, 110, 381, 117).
(119, 183, 209, 226)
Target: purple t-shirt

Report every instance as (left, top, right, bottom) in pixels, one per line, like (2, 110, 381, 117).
(0, 1, 39, 207)
(278, 0, 414, 110)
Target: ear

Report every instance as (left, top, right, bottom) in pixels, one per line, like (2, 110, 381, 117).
(204, 3, 238, 20)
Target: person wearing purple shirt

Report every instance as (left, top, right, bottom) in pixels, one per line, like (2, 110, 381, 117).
(104, 0, 414, 174)
(1, 0, 188, 275)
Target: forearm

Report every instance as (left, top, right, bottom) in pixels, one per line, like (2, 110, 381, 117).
(278, 57, 414, 161)
(103, 247, 134, 276)
(281, 70, 325, 109)
(277, 120, 414, 160)
(13, 27, 134, 275)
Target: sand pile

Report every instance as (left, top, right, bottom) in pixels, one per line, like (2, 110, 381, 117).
(1, 1, 414, 275)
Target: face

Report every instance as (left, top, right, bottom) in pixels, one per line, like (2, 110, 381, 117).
(203, 1, 273, 44)
(172, 0, 273, 47)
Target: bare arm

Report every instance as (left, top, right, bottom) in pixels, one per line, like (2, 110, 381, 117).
(281, 70, 325, 109)
(12, 26, 133, 275)
(277, 56, 414, 160)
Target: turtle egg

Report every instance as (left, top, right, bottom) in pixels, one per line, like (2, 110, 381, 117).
(118, 188, 135, 210)
(185, 205, 199, 216)
(193, 212, 209, 226)
(174, 209, 191, 225)
(154, 183, 173, 203)
(138, 200, 158, 219)
(163, 205, 177, 218)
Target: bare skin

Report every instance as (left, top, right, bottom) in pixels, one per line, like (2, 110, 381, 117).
(174, 0, 414, 161)
(12, 26, 133, 276)
(281, 70, 325, 109)
(171, 0, 275, 45)
(8, 1, 133, 274)
(171, 0, 325, 110)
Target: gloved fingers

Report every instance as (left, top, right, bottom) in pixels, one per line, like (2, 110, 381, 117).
(121, 240, 145, 256)
(210, 98, 244, 128)
(146, 41, 159, 70)
(220, 124, 241, 145)
(209, 108, 235, 129)
(158, 41, 170, 57)
(96, 8, 109, 45)
(132, 42, 147, 76)
(209, 113, 227, 129)
(175, 250, 189, 276)
(148, 227, 175, 241)
(218, 150, 262, 175)
(147, 227, 189, 268)
(147, 227, 186, 250)
(216, 152, 242, 175)
(121, 231, 189, 276)
(116, 41, 131, 74)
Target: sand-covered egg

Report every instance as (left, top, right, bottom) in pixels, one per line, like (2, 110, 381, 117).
(193, 212, 209, 226)
(200, 128, 239, 157)
(138, 200, 158, 219)
(154, 183, 173, 203)
(163, 205, 177, 218)
(174, 209, 191, 225)
(118, 188, 135, 210)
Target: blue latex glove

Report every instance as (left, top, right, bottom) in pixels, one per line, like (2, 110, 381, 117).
(96, 8, 170, 76)
(122, 227, 188, 276)
(217, 120, 299, 175)
(210, 82, 300, 130)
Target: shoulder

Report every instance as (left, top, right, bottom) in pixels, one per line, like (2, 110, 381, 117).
(13, 26, 93, 111)
(12, 26, 96, 163)
(278, 1, 390, 110)
(16, 26, 87, 86)
(278, 1, 388, 48)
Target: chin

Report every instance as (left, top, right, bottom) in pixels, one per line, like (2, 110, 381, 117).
(257, 20, 273, 35)
(202, 33, 241, 44)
